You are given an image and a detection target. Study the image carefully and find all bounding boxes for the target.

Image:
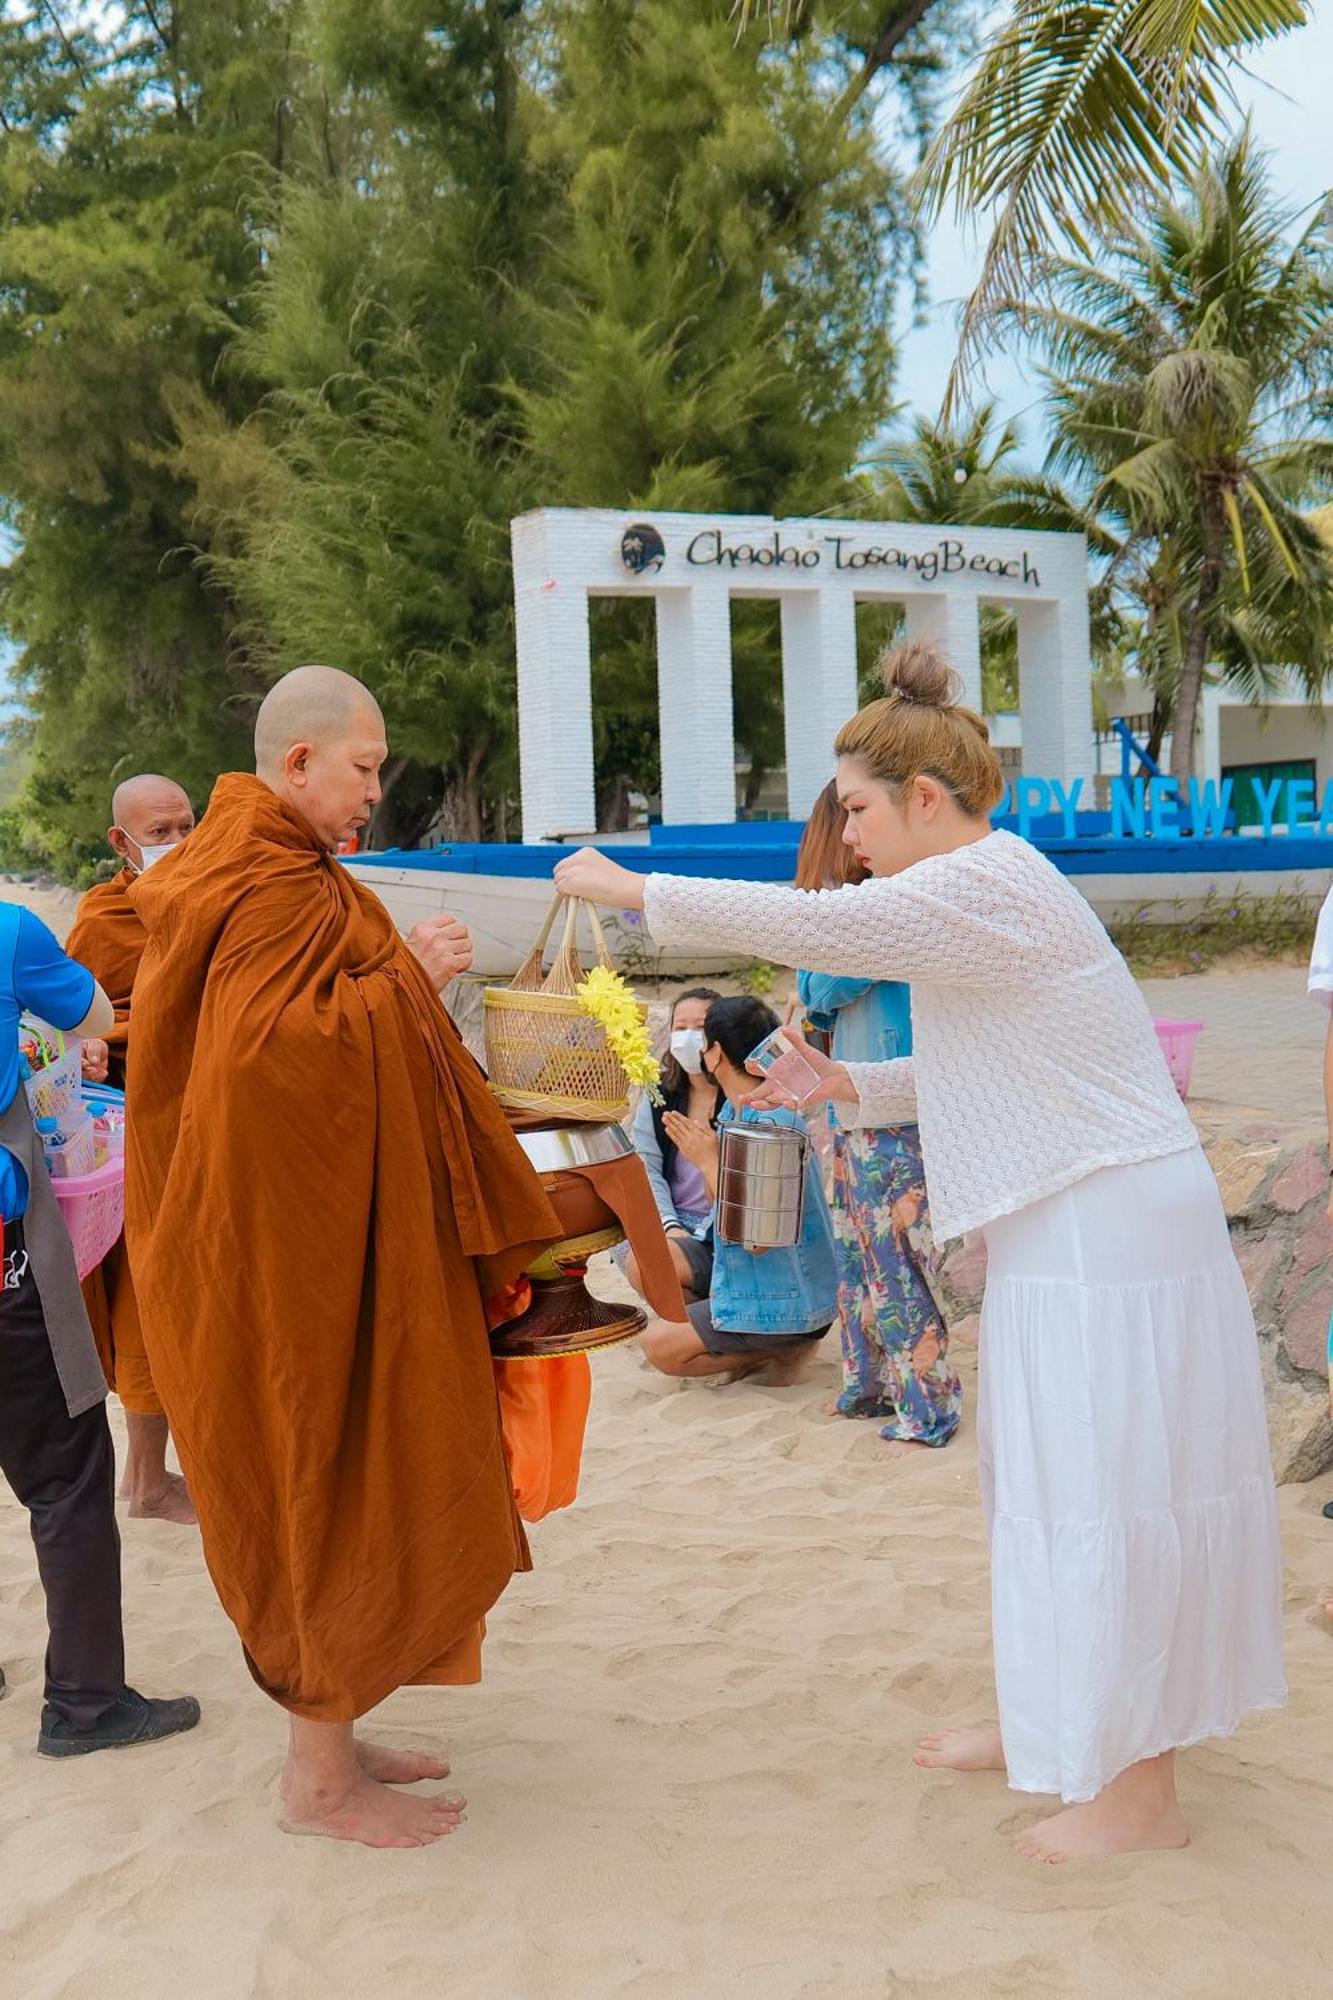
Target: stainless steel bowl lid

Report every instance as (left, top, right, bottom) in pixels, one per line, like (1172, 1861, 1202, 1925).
(514, 1122, 634, 1173)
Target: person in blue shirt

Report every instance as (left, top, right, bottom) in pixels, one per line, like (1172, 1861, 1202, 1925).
(0, 897, 200, 1753)
(793, 781, 960, 1450)
(637, 995, 838, 1384)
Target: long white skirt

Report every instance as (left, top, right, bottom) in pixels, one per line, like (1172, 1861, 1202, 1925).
(979, 1145, 1287, 1804)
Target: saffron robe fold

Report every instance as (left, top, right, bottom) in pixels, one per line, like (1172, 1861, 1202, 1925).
(66, 868, 142, 1091)
(495, 1356, 592, 1521)
(125, 774, 561, 1721)
(67, 868, 162, 1416)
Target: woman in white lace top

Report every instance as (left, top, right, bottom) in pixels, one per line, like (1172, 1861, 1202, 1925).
(555, 642, 1285, 1865)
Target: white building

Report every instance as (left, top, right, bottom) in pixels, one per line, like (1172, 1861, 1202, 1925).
(510, 506, 1329, 837)
(1200, 675, 1331, 824)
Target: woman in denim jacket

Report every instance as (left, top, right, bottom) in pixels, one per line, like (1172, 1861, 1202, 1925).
(637, 996, 837, 1385)
(795, 783, 960, 1449)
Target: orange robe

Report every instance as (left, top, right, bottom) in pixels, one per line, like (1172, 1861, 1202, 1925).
(66, 870, 162, 1417)
(125, 774, 562, 1721)
(66, 868, 142, 1091)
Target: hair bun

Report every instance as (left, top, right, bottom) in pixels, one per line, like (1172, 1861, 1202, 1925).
(880, 641, 959, 709)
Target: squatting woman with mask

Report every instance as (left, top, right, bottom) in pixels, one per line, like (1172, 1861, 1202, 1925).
(633, 996, 837, 1385)
(617, 987, 722, 1305)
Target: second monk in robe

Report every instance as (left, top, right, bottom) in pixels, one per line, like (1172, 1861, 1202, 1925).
(125, 667, 560, 1850)
(67, 774, 197, 1525)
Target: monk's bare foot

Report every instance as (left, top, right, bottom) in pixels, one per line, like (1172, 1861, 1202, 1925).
(280, 1770, 465, 1849)
(355, 1739, 452, 1785)
(1014, 1752, 1186, 1864)
(1014, 1793, 1188, 1864)
(914, 1725, 1006, 1773)
(125, 1474, 197, 1526)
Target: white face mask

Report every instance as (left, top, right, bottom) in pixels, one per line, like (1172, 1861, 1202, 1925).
(117, 830, 180, 875)
(670, 1027, 706, 1075)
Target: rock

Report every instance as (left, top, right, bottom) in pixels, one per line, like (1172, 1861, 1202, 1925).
(1285, 1199, 1332, 1290)
(1198, 1113, 1333, 1483)
(1235, 1228, 1290, 1326)
(1271, 1142, 1330, 1215)
(950, 1312, 981, 1349)
(1277, 1278, 1332, 1378)
(1282, 1410, 1333, 1484)
(1257, 1338, 1333, 1484)
(933, 1232, 987, 1323)
(1211, 1136, 1281, 1218)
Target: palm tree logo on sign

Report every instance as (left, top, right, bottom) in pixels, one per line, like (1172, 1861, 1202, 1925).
(620, 523, 666, 575)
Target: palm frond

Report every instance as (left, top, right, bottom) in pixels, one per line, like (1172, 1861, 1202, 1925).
(914, 0, 1308, 404)
(1221, 480, 1250, 593)
(1242, 472, 1303, 578)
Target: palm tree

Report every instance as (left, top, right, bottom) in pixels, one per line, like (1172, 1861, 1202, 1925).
(864, 400, 1029, 523)
(854, 402, 1124, 709)
(1016, 131, 1333, 777)
(736, 2, 1311, 388)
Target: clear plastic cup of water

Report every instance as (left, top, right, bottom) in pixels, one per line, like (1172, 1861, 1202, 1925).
(746, 1027, 823, 1105)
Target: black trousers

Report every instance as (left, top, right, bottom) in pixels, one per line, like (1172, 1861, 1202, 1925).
(0, 1222, 126, 1729)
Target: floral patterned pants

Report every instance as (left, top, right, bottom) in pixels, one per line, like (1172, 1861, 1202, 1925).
(830, 1123, 960, 1446)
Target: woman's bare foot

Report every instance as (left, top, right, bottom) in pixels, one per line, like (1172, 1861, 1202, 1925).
(125, 1473, 197, 1526)
(280, 1769, 465, 1848)
(881, 1438, 930, 1461)
(1014, 1752, 1187, 1864)
(914, 1725, 1006, 1773)
(720, 1356, 769, 1383)
(763, 1341, 821, 1388)
(1316, 1586, 1333, 1622)
(355, 1739, 452, 1785)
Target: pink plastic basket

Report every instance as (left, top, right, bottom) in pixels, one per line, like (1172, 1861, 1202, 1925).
(50, 1156, 125, 1280)
(1153, 1018, 1204, 1100)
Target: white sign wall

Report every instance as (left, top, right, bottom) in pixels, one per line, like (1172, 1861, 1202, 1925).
(510, 507, 1093, 843)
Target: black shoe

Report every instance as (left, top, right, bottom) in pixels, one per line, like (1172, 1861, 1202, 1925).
(37, 1687, 201, 1758)
(0, 1663, 6, 1700)
(1324, 1499, 1333, 1521)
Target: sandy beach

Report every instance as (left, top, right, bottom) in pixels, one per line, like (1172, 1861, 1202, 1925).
(2, 881, 1332, 1997)
(0, 1321, 1329, 1996)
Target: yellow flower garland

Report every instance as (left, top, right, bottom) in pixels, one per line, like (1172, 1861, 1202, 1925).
(576, 965, 663, 1104)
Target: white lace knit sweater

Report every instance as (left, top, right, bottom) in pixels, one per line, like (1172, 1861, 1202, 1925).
(642, 830, 1196, 1241)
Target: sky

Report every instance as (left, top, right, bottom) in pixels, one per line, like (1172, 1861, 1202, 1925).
(891, 0, 1333, 449)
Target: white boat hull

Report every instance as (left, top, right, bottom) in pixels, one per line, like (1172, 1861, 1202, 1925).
(341, 861, 740, 978)
(345, 856, 1333, 980)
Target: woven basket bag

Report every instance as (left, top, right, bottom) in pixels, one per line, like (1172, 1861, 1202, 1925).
(484, 894, 644, 1123)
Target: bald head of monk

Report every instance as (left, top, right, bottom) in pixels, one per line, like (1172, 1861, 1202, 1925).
(109, 775, 196, 876)
(255, 665, 388, 852)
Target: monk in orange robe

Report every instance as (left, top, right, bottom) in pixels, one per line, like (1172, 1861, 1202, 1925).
(125, 666, 561, 1849)
(68, 775, 198, 1526)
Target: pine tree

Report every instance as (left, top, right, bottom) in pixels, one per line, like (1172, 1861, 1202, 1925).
(175, 0, 559, 844)
(0, 2, 323, 874)
(517, 0, 909, 818)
